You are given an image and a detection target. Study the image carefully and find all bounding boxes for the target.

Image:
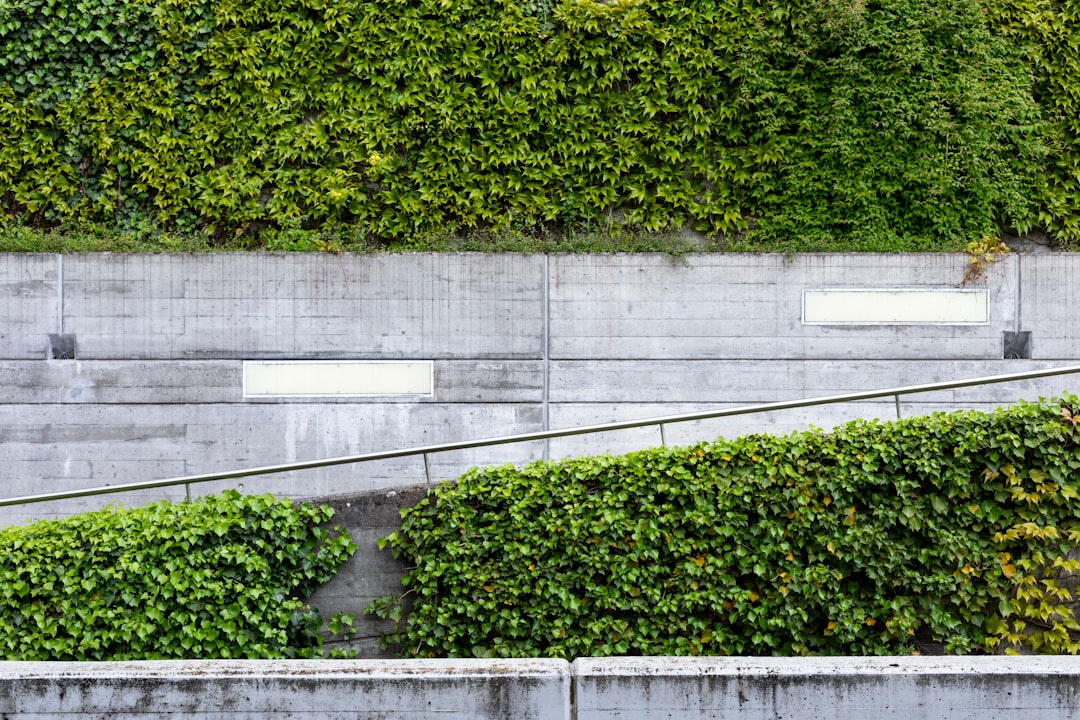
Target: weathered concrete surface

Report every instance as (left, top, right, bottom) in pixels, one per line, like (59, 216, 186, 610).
(0, 658, 571, 719)
(3, 253, 1080, 524)
(548, 253, 1018, 360)
(60, 253, 545, 360)
(3, 657, 1079, 719)
(304, 485, 432, 659)
(0, 401, 543, 524)
(572, 656, 1080, 720)
(0, 254, 58, 360)
(547, 359, 1076, 403)
(0, 359, 544, 404)
(1020, 253, 1080, 359)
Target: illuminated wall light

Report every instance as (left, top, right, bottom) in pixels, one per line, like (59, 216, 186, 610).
(243, 360, 434, 398)
(802, 289, 989, 325)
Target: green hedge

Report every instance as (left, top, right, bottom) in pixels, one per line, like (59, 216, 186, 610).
(1, 0, 1073, 248)
(0, 491, 356, 660)
(371, 397, 1080, 658)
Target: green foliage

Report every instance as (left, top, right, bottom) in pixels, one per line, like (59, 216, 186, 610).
(0, 217, 230, 252)
(0, 490, 357, 660)
(982, 0, 1080, 247)
(0, 0, 160, 98)
(0, 0, 215, 226)
(372, 397, 1080, 658)
(961, 235, 1011, 285)
(984, 442, 1080, 654)
(0, 0, 1061, 249)
(0, 215, 706, 253)
(741, 0, 1046, 248)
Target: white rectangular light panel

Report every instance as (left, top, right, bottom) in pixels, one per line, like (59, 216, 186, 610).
(803, 289, 989, 325)
(243, 360, 434, 398)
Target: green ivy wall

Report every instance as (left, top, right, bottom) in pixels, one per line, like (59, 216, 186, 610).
(374, 397, 1080, 658)
(1, 0, 1077, 247)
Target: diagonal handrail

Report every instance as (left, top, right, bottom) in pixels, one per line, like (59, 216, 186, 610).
(3, 364, 1080, 508)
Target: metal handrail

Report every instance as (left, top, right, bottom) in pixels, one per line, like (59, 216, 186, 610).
(4, 363, 1080, 508)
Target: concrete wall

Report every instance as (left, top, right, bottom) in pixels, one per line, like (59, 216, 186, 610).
(307, 486, 429, 659)
(2, 657, 1078, 719)
(571, 656, 1080, 719)
(0, 658, 571, 719)
(3, 252, 1080, 524)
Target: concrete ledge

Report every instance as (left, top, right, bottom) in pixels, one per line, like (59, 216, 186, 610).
(4, 657, 1080, 718)
(572, 656, 1080, 720)
(0, 659, 572, 719)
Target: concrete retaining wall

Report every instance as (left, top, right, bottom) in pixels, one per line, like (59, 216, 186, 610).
(4, 252, 1080, 525)
(572, 656, 1080, 719)
(2, 657, 1077, 719)
(0, 658, 571, 719)
(306, 486, 429, 658)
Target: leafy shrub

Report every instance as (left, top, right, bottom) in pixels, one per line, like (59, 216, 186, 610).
(371, 397, 1080, 658)
(0, 0, 1058, 249)
(0, 491, 357, 660)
